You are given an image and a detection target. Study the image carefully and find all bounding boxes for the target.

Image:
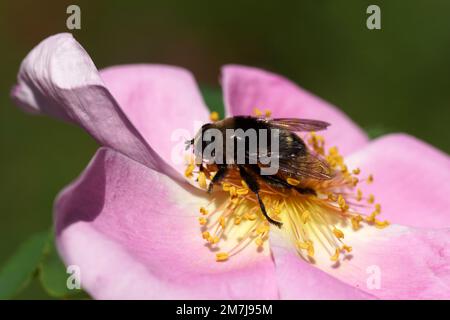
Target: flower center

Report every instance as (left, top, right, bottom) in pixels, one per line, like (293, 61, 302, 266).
(185, 111, 389, 263)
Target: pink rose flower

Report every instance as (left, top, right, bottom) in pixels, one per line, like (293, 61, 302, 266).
(12, 33, 450, 299)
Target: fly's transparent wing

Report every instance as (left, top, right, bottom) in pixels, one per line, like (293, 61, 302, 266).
(267, 118, 330, 132)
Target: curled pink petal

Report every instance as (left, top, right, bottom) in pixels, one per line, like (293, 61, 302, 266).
(100, 65, 210, 177)
(11, 33, 179, 180)
(346, 133, 450, 228)
(55, 148, 278, 299)
(221, 65, 368, 156)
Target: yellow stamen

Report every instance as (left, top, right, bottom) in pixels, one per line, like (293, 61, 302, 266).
(209, 111, 219, 122)
(356, 189, 363, 201)
(301, 210, 311, 223)
(219, 217, 226, 229)
(198, 172, 207, 189)
(265, 109, 272, 118)
(351, 215, 363, 230)
(255, 237, 264, 247)
(365, 211, 379, 223)
(256, 224, 269, 235)
(375, 219, 390, 229)
(222, 182, 232, 191)
(337, 195, 349, 211)
(307, 241, 315, 258)
(287, 177, 300, 186)
(342, 244, 352, 253)
(209, 236, 219, 244)
(375, 203, 381, 213)
(188, 130, 388, 264)
(184, 163, 195, 178)
(229, 186, 237, 198)
(330, 248, 340, 261)
(333, 227, 345, 239)
(236, 188, 249, 195)
(253, 108, 263, 117)
(202, 231, 210, 240)
(216, 252, 229, 261)
(367, 174, 374, 184)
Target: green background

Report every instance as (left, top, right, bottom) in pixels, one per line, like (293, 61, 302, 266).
(0, 0, 449, 298)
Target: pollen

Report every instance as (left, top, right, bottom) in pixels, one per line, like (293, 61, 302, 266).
(356, 189, 363, 201)
(265, 109, 272, 118)
(330, 248, 340, 262)
(198, 172, 207, 189)
(184, 163, 195, 178)
(375, 219, 390, 229)
(351, 215, 363, 230)
(333, 227, 345, 239)
(216, 252, 229, 262)
(236, 188, 248, 196)
(198, 217, 208, 225)
(202, 231, 211, 240)
(342, 244, 352, 253)
(185, 131, 389, 264)
(253, 108, 263, 117)
(210, 111, 220, 122)
(255, 237, 264, 247)
(287, 177, 301, 186)
(301, 210, 311, 223)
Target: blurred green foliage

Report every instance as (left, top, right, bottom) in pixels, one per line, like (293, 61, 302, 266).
(0, 0, 449, 298)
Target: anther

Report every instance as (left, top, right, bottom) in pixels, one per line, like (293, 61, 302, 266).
(210, 111, 219, 122)
(333, 227, 345, 239)
(216, 252, 229, 262)
(198, 172, 207, 189)
(198, 217, 207, 225)
(253, 108, 263, 117)
(330, 248, 340, 262)
(287, 177, 301, 186)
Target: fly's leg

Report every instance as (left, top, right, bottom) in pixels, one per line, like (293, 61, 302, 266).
(207, 164, 228, 194)
(238, 166, 282, 228)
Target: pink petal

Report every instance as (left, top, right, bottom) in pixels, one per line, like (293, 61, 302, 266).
(270, 232, 375, 299)
(271, 224, 450, 299)
(346, 133, 450, 228)
(221, 65, 368, 156)
(330, 225, 449, 299)
(100, 65, 210, 177)
(55, 148, 278, 299)
(11, 33, 178, 180)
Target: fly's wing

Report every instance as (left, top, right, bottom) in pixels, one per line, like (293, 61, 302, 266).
(276, 153, 334, 180)
(267, 118, 330, 132)
(258, 129, 334, 180)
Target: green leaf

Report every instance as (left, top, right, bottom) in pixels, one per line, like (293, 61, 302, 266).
(0, 230, 50, 299)
(201, 85, 225, 118)
(38, 236, 87, 299)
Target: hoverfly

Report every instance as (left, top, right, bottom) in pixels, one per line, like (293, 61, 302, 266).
(186, 116, 334, 227)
